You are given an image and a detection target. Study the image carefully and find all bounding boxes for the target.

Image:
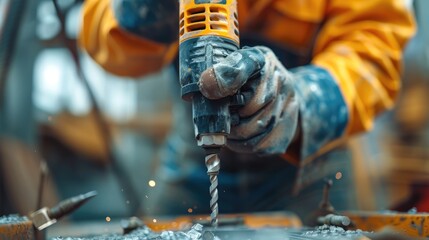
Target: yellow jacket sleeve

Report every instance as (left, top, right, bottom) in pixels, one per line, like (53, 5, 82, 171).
(312, 0, 416, 136)
(78, 0, 178, 77)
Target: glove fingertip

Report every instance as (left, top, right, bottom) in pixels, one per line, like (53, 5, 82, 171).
(199, 68, 224, 99)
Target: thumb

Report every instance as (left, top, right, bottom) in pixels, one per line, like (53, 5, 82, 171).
(199, 47, 265, 99)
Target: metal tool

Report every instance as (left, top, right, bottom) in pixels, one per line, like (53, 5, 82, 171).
(179, 0, 240, 227)
(319, 179, 335, 214)
(30, 191, 97, 230)
(317, 214, 351, 227)
(307, 179, 338, 226)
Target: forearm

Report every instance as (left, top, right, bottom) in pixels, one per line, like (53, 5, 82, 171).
(286, 66, 348, 161)
(284, 0, 416, 162)
(78, 0, 178, 77)
(313, 0, 415, 135)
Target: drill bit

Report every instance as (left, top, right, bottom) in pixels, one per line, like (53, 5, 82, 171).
(205, 153, 220, 227)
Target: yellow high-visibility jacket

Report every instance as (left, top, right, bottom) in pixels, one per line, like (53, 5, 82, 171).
(79, 0, 415, 162)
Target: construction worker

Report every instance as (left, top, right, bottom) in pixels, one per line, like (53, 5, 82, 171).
(79, 0, 415, 219)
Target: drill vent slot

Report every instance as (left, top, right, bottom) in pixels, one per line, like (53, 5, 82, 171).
(208, 6, 231, 33)
(185, 7, 208, 33)
(179, 11, 185, 37)
(187, 23, 206, 32)
(210, 14, 227, 22)
(210, 23, 228, 31)
(181, 5, 240, 41)
(233, 11, 239, 37)
(209, 6, 227, 14)
(234, 20, 239, 28)
(188, 15, 206, 24)
(187, 7, 205, 15)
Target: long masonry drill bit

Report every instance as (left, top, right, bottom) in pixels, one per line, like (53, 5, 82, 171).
(205, 153, 220, 227)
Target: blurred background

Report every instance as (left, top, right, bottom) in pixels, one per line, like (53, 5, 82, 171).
(0, 0, 428, 226)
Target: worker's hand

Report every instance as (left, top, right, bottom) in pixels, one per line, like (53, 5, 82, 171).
(112, 0, 178, 43)
(199, 46, 300, 155)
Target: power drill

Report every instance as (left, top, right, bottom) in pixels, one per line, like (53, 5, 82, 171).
(178, 0, 240, 227)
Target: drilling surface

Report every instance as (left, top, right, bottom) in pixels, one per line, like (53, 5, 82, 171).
(49, 223, 372, 240)
(50, 224, 217, 240)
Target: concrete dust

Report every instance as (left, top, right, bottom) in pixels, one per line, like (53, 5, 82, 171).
(0, 214, 28, 224)
(301, 224, 367, 239)
(51, 223, 220, 240)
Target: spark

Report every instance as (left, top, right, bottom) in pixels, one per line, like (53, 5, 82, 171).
(335, 172, 342, 180)
(148, 180, 156, 187)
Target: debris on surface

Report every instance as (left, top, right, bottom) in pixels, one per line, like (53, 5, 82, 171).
(302, 224, 367, 239)
(408, 207, 418, 214)
(51, 223, 219, 240)
(0, 214, 28, 224)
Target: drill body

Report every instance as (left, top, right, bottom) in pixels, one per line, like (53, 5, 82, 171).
(179, 0, 240, 226)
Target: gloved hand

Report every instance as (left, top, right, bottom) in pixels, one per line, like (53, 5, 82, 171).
(112, 0, 178, 43)
(199, 46, 300, 155)
(199, 46, 349, 159)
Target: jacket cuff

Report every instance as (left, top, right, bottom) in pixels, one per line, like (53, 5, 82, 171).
(290, 65, 348, 160)
(111, 0, 178, 44)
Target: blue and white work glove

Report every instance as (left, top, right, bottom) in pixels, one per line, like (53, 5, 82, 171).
(199, 46, 348, 158)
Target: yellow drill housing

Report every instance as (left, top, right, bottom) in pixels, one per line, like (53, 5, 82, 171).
(179, 0, 239, 45)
